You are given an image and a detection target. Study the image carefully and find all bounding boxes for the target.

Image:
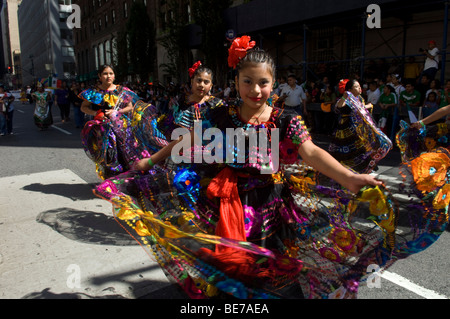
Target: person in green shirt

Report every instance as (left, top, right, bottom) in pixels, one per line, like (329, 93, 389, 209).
(399, 82, 421, 108)
(377, 84, 397, 133)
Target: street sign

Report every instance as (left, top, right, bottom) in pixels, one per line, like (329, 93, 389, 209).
(226, 29, 236, 42)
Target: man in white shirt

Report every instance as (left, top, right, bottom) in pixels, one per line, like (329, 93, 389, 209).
(420, 40, 440, 81)
(366, 81, 380, 105)
(279, 74, 307, 116)
(274, 76, 287, 96)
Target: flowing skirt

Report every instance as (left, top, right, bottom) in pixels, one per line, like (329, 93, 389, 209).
(90, 111, 448, 299)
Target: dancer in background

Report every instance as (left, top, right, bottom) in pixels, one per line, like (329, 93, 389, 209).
(329, 79, 392, 173)
(31, 83, 53, 131)
(79, 64, 142, 179)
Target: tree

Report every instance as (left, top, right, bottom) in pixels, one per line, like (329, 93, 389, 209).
(122, 0, 156, 82)
(158, 0, 189, 83)
(191, 0, 233, 87)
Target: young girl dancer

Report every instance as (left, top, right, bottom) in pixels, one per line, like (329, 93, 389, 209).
(79, 64, 142, 179)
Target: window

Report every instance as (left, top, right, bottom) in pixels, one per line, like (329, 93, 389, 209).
(62, 46, 75, 57)
(112, 10, 116, 24)
(94, 46, 99, 69)
(105, 40, 111, 65)
(111, 37, 117, 65)
(124, 2, 128, 18)
(60, 29, 73, 40)
(99, 43, 105, 66)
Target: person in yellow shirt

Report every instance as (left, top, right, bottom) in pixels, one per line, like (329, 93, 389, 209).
(403, 56, 421, 83)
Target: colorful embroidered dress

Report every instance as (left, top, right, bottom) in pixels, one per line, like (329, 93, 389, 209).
(397, 120, 450, 161)
(32, 91, 53, 129)
(156, 95, 224, 140)
(329, 92, 392, 173)
(93, 101, 448, 299)
(79, 85, 145, 179)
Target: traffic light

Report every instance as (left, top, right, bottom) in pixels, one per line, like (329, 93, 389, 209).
(7, 66, 11, 73)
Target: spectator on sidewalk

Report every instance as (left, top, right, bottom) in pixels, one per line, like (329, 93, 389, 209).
(69, 82, 85, 128)
(366, 81, 381, 106)
(54, 81, 71, 123)
(403, 56, 421, 83)
(278, 74, 307, 117)
(419, 40, 440, 82)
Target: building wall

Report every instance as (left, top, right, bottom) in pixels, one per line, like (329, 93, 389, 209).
(73, 0, 157, 84)
(68, 0, 449, 86)
(18, 0, 76, 86)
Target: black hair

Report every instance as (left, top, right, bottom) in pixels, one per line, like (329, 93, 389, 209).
(235, 48, 276, 79)
(191, 65, 214, 82)
(385, 84, 395, 92)
(345, 79, 359, 91)
(98, 64, 115, 76)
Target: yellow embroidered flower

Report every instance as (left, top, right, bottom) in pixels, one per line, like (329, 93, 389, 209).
(330, 228, 357, 252)
(103, 93, 118, 107)
(359, 186, 387, 216)
(135, 220, 152, 237)
(432, 183, 450, 210)
(116, 208, 139, 220)
(359, 186, 395, 233)
(411, 152, 450, 192)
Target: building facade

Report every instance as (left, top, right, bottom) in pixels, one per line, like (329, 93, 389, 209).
(18, 0, 77, 87)
(72, 0, 158, 84)
(68, 0, 449, 87)
(1, 0, 22, 88)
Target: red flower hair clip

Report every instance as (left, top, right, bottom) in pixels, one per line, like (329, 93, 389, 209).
(338, 79, 350, 95)
(188, 61, 202, 78)
(228, 35, 256, 69)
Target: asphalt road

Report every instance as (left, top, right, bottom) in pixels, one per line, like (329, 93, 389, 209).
(1, 101, 449, 300)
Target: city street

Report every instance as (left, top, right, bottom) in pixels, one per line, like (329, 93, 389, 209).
(0, 101, 449, 300)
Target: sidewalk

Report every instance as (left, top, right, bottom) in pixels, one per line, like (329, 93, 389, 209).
(0, 169, 179, 299)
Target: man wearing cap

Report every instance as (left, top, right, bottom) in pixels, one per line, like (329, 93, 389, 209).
(420, 40, 440, 81)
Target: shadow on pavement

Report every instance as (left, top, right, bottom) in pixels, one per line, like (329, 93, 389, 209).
(22, 183, 96, 201)
(21, 287, 126, 299)
(36, 207, 138, 246)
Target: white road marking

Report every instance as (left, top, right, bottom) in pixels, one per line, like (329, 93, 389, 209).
(51, 125, 72, 135)
(381, 270, 449, 299)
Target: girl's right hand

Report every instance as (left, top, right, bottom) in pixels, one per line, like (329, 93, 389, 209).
(133, 158, 150, 171)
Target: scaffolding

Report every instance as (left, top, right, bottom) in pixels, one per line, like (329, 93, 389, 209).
(264, 0, 450, 85)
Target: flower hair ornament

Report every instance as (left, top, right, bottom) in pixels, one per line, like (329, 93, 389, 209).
(228, 35, 256, 69)
(188, 61, 202, 78)
(338, 79, 350, 95)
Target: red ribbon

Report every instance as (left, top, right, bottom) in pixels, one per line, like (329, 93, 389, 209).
(94, 110, 105, 121)
(206, 167, 246, 242)
(188, 61, 202, 78)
